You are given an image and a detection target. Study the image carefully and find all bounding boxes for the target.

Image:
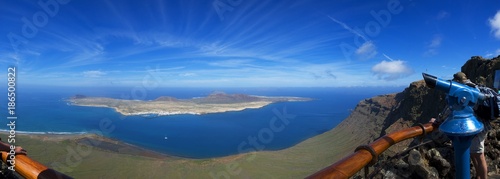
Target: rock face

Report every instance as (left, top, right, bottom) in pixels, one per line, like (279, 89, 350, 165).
(461, 56, 500, 87)
(345, 56, 500, 178)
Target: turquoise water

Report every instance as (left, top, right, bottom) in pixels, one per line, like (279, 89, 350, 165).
(4, 87, 403, 158)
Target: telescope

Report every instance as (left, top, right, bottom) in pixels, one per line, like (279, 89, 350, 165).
(422, 73, 485, 135)
(422, 73, 484, 179)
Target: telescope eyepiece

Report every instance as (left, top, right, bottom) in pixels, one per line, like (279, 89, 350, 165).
(422, 73, 437, 88)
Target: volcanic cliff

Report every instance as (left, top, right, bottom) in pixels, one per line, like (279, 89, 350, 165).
(336, 56, 500, 178)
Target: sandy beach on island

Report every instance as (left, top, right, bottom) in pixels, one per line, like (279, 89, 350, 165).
(68, 93, 311, 116)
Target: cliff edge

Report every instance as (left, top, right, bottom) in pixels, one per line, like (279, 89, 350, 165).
(334, 56, 500, 178)
(335, 79, 447, 156)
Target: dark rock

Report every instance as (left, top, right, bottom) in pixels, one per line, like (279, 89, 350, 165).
(408, 149, 439, 178)
(426, 148, 451, 177)
(384, 169, 402, 179)
(390, 159, 412, 178)
(408, 149, 422, 166)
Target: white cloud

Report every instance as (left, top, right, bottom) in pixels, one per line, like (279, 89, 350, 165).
(372, 60, 414, 80)
(83, 70, 106, 78)
(489, 11, 500, 39)
(356, 41, 377, 60)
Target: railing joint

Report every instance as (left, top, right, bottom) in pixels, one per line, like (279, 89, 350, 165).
(355, 145, 378, 166)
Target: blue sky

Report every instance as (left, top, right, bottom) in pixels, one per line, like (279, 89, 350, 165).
(1, 0, 500, 87)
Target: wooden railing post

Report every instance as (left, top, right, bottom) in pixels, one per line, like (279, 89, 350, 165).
(1, 152, 73, 179)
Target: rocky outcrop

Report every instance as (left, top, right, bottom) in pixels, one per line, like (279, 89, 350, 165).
(345, 56, 500, 178)
(153, 96, 178, 101)
(461, 56, 500, 87)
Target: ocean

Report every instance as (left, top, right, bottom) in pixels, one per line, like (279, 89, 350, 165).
(4, 86, 403, 158)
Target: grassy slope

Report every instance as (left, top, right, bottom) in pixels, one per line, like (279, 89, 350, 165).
(15, 121, 367, 178)
(13, 96, 388, 178)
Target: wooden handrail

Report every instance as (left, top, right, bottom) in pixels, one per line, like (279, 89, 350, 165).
(307, 122, 438, 179)
(1, 152, 73, 179)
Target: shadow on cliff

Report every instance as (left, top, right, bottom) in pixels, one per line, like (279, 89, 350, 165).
(379, 80, 446, 138)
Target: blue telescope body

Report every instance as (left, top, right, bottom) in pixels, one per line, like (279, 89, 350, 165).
(422, 73, 484, 179)
(422, 73, 484, 136)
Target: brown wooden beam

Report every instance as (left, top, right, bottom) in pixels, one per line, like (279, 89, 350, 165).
(307, 122, 437, 179)
(1, 152, 73, 179)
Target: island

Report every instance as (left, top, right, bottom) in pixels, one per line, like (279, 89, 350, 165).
(67, 92, 312, 116)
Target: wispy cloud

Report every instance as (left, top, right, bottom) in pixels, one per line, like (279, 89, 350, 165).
(179, 72, 196, 77)
(116, 61, 375, 87)
(485, 48, 500, 58)
(4, 0, 425, 87)
(327, 16, 368, 41)
(428, 35, 442, 48)
(328, 15, 377, 60)
(83, 70, 106, 78)
(383, 53, 395, 61)
(489, 10, 500, 39)
(424, 35, 442, 56)
(325, 70, 337, 79)
(309, 70, 337, 80)
(199, 41, 229, 55)
(208, 59, 255, 68)
(355, 41, 377, 60)
(495, 49, 500, 57)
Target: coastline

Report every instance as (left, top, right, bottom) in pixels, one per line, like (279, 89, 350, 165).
(0, 102, 374, 179)
(1, 132, 173, 160)
(67, 94, 311, 116)
(7, 130, 316, 160)
(0, 116, 360, 178)
(4, 88, 391, 178)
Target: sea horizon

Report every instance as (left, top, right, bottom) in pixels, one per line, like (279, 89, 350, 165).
(4, 86, 405, 159)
